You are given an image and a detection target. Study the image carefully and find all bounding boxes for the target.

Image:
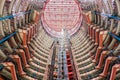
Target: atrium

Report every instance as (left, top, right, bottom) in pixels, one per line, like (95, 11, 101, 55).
(0, 0, 120, 80)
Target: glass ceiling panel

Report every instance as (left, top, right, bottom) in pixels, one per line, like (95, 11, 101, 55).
(43, 0, 81, 32)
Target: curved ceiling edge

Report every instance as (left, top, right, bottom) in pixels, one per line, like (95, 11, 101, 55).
(41, 0, 83, 38)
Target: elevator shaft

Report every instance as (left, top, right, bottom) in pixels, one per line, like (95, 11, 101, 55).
(52, 29, 77, 80)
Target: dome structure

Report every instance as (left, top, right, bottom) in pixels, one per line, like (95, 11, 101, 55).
(42, 0, 82, 37)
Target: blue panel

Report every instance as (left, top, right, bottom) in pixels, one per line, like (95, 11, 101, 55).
(93, 11, 120, 41)
(0, 11, 31, 21)
(108, 32, 120, 41)
(0, 64, 4, 71)
(0, 32, 17, 44)
(94, 11, 120, 20)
